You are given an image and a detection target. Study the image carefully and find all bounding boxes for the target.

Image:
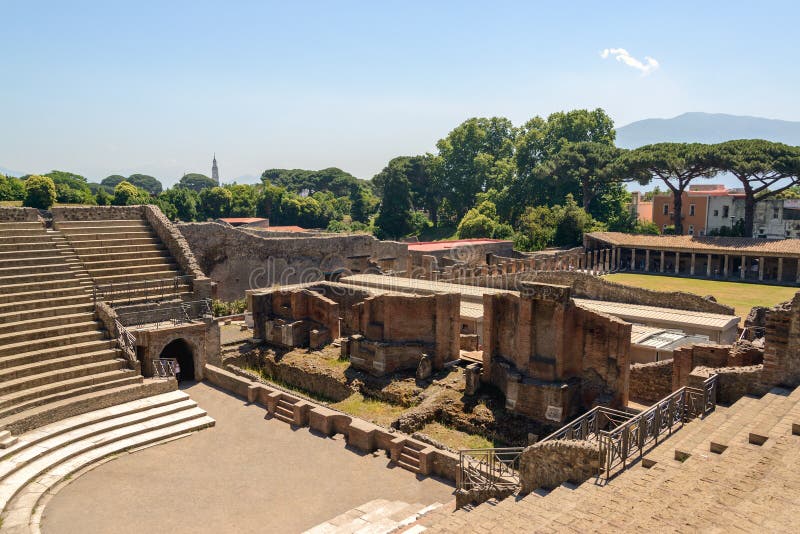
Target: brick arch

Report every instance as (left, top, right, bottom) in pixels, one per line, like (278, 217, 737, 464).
(153, 334, 203, 380)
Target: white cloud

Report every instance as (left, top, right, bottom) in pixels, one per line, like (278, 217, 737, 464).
(600, 48, 660, 75)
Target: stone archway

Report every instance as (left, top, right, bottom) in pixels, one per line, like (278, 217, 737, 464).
(159, 338, 196, 382)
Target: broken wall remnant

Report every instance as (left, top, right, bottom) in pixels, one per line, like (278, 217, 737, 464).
(347, 292, 461, 376)
(249, 288, 340, 349)
(481, 282, 630, 424)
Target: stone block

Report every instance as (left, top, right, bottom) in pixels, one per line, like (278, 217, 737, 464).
(416, 354, 433, 380)
(347, 419, 378, 453)
(309, 407, 339, 435)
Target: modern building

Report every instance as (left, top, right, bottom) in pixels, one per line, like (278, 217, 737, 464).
(651, 184, 730, 236)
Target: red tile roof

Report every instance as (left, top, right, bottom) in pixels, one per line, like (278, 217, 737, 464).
(408, 239, 512, 252)
(219, 218, 267, 224)
(263, 225, 307, 232)
(586, 231, 800, 257)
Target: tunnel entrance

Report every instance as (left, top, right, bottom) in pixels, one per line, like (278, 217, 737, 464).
(159, 338, 195, 382)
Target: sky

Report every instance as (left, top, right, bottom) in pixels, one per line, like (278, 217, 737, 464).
(2, 0, 800, 185)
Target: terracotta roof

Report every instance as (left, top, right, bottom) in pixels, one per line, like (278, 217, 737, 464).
(408, 239, 512, 252)
(586, 232, 800, 257)
(263, 226, 307, 232)
(218, 217, 266, 224)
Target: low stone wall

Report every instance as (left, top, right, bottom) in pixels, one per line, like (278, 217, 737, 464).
(449, 270, 734, 315)
(689, 365, 769, 405)
(0, 207, 42, 222)
(203, 364, 459, 482)
(51, 205, 145, 221)
(629, 360, 673, 403)
(519, 439, 600, 493)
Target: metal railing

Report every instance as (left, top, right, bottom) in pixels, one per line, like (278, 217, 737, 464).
(739, 326, 766, 342)
(93, 275, 194, 306)
(598, 374, 717, 479)
(152, 358, 176, 379)
(457, 447, 524, 492)
(116, 299, 212, 330)
(114, 318, 137, 363)
(456, 374, 718, 491)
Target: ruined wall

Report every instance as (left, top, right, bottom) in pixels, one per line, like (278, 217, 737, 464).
(629, 360, 673, 403)
(761, 293, 800, 388)
(51, 205, 145, 220)
(673, 343, 734, 390)
(481, 282, 629, 423)
(519, 439, 600, 493)
(348, 292, 461, 375)
(249, 288, 339, 349)
(688, 365, 769, 405)
(449, 270, 734, 315)
(0, 207, 43, 222)
(178, 222, 408, 301)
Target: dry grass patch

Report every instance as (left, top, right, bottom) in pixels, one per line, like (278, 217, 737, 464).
(419, 422, 498, 450)
(330, 393, 406, 427)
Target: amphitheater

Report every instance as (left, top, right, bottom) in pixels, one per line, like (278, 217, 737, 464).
(0, 205, 798, 533)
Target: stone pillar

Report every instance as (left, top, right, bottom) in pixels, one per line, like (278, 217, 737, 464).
(758, 256, 765, 281)
(660, 250, 665, 273)
(777, 257, 784, 282)
(690, 253, 696, 276)
(645, 249, 650, 272)
(706, 254, 712, 277)
(741, 255, 746, 280)
(585, 252, 590, 272)
(723, 255, 729, 278)
(631, 248, 636, 271)
(675, 251, 680, 274)
(796, 259, 800, 283)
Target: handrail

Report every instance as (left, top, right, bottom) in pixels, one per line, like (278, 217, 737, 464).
(116, 298, 212, 329)
(152, 358, 176, 379)
(93, 275, 194, 306)
(457, 447, 524, 492)
(114, 318, 138, 363)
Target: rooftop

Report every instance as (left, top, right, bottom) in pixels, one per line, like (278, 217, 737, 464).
(407, 238, 511, 252)
(574, 298, 740, 331)
(586, 231, 800, 257)
(261, 225, 308, 232)
(218, 217, 267, 225)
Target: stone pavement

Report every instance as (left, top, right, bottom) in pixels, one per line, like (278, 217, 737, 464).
(41, 381, 453, 534)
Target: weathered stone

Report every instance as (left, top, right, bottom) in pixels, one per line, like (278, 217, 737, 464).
(416, 354, 433, 380)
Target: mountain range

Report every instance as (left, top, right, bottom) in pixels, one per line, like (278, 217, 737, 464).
(616, 112, 800, 148)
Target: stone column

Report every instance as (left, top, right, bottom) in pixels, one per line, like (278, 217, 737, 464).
(758, 256, 765, 281)
(723, 255, 729, 277)
(741, 255, 746, 280)
(690, 253, 696, 276)
(645, 249, 650, 272)
(796, 258, 800, 283)
(675, 251, 680, 274)
(631, 248, 636, 271)
(706, 254, 712, 277)
(778, 257, 784, 282)
(660, 250, 665, 273)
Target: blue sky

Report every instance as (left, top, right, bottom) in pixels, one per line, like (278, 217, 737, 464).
(2, 1, 799, 185)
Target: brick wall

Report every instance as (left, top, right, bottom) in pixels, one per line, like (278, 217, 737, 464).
(519, 439, 601, 493)
(629, 360, 672, 403)
(761, 293, 800, 388)
(0, 207, 42, 222)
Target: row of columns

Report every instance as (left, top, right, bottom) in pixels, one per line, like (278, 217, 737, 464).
(613, 246, 799, 283)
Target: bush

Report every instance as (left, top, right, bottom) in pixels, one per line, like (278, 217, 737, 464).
(212, 299, 247, 317)
(23, 175, 56, 209)
(113, 181, 151, 206)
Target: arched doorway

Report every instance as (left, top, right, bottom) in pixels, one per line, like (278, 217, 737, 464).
(159, 338, 195, 382)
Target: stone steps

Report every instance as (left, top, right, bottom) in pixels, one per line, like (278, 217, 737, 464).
(0, 277, 89, 295)
(91, 269, 184, 285)
(0, 372, 143, 423)
(61, 230, 155, 241)
(0, 339, 116, 371)
(304, 499, 442, 534)
(0, 270, 90, 286)
(0, 312, 96, 337)
(76, 249, 172, 264)
(396, 441, 424, 474)
(0, 320, 104, 346)
(0, 391, 215, 532)
(0, 329, 107, 359)
(0, 294, 92, 314)
(0, 304, 96, 329)
(88, 262, 180, 277)
(55, 219, 147, 229)
(0, 264, 83, 277)
(66, 242, 168, 256)
(273, 398, 295, 424)
(0, 349, 122, 382)
(0, 285, 90, 306)
(68, 236, 162, 248)
(0, 358, 126, 397)
(80, 254, 175, 271)
(707, 391, 787, 454)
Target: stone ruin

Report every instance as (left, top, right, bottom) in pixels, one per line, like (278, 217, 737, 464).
(481, 282, 630, 424)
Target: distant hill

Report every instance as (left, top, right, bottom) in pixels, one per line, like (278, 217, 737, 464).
(0, 166, 25, 177)
(616, 112, 800, 148)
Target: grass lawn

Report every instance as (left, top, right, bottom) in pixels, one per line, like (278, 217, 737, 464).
(603, 273, 797, 319)
(330, 393, 407, 427)
(419, 422, 498, 450)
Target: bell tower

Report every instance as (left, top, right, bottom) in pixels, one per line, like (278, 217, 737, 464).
(212, 153, 219, 185)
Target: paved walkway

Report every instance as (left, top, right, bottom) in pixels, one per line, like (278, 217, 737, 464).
(41, 382, 454, 534)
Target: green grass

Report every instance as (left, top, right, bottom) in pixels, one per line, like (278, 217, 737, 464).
(419, 421, 498, 450)
(603, 273, 797, 320)
(416, 225, 459, 242)
(330, 393, 406, 427)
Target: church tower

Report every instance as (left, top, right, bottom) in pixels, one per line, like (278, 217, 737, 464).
(212, 153, 219, 184)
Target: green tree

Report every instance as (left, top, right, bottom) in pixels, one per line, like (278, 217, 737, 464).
(43, 170, 94, 204)
(0, 174, 25, 201)
(95, 187, 112, 206)
(618, 143, 716, 234)
(261, 167, 364, 197)
(435, 117, 517, 216)
(374, 161, 414, 239)
(125, 174, 163, 195)
(456, 200, 504, 238)
(178, 173, 217, 192)
(372, 155, 439, 223)
(708, 140, 800, 237)
(113, 181, 151, 206)
(23, 175, 57, 209)
(159, 187, 199, 221)
(225, 184, 260, 217)
(199, 186, 233, 219)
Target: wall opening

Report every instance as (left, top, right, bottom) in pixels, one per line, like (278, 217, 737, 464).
(159, 338, 195, 381)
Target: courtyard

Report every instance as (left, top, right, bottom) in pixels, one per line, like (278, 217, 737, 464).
(41, 382, 454, 534)
(603, 272, 797, 320)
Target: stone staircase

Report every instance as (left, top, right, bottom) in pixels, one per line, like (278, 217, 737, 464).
(53, 218, 191, 305)
(0, 390, 214, 533)
(410, 386, 800, 532)
(0, 222, 172, 435)
(304, 499, 442, 534)
(395, 441, 425, 474)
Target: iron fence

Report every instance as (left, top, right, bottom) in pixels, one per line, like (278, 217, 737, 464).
(114, 319, 137, 363)
(116, 299, 212, 330)
(93, 275, 194, 306)
(152, 358, 176, 379)
(457, 447, 524, 492)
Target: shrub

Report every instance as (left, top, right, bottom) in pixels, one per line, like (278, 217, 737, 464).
(23, 175, 56, 209)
